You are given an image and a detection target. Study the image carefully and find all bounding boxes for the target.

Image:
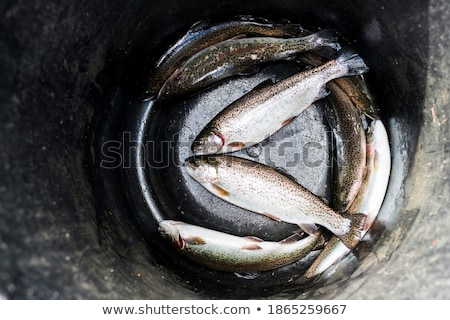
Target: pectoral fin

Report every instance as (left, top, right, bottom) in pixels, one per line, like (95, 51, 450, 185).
(227, 142, 246, 150)
(210, 183, 230, 197)
(184, 236, 206, 245)
(261, 212, 282, 222)
(281, 115, 298, 127)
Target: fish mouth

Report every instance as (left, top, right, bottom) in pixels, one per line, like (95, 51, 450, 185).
(158, 220, 184, 249)
(184, 156, 206, 181)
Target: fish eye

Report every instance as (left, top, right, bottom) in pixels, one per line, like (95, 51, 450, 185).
(194, 139, 205, 146)
(192, 158, 202, 167)
(206, 157, 218, 165)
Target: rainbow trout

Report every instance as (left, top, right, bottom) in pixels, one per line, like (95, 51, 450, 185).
(191, 49, 368, 155)
(159, 220, 324, 273)
(157, 30, 341, 100)
(185, 155, 366, 249)
(303, 120, 391, 278)
(325, 82, 367, 212)
(145, 17, 304, 98)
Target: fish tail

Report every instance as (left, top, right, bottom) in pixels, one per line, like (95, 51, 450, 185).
(338, 213, 367, 249)
(337, 48, 369, 76)
(306, 29, 341, 51)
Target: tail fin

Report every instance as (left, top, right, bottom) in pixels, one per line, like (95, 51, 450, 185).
(306, 29, 342, 52)
(337, 48, 369, 76)
(338, 213, 367, 249)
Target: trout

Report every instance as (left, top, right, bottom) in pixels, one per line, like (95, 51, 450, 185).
(191, 48, 369, 155)
(158, 30, 341, 100)
(145, 17, 304, 98)
(159, 220, 324, 273)
(185, 155, 366, 249)
(325, 82, 367, 212)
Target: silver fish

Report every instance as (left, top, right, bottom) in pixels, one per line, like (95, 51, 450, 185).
(159, 220, 324, 273)
(192, 48, 369, 155)
(145, 17, 304, 98)
(298, 52, 379, 119)
(348, 120, 391, 228)
(303, 120, 391, 278)
(325, 82, 367, 212)
(185, 155, 366, 249)
(157, 30, 341, 100)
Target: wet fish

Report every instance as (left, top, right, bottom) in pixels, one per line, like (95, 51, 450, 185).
(192, 48, 369, 155)
(184, 155, 366, 249)
(348, 120, 391, 228)
(325, 82, 366, 212)
(157, 30, 341, 100)
(159, 220, 324, 273)
(303, 120, 391, 279)
(298, 52, 379, 119)
(145, 17, 305, 98)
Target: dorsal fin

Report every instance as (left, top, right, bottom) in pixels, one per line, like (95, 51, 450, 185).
(251, 78, 275, 92)
(188, 20, 211, 33)
(261, 211, 281, 222)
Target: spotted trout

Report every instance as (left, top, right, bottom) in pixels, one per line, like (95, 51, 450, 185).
(325, 82, 366, 212)
(159, 220, 324, 273)
(145, 17, 304, 98)
(192, 48, 369, 155)
(303, 120, 391, 278)
(185, 155, 366, 249)
(157, 30, 341, 100)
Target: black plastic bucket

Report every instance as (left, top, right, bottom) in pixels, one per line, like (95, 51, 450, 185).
(1, 0, 449, 299)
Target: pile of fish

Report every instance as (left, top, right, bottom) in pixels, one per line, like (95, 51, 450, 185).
(147, 17, 391, 280)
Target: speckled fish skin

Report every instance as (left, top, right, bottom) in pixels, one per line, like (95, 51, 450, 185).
(159, 220, 324, 273)
(157, 30, 341, 100)
(325, 82, 367, 212)
(192, 48, 369, 155)
(303, 120, 391, 279)
(298, 52, 379, 119)
(184, 155, 366, 249)
(144, 18, 305, 99)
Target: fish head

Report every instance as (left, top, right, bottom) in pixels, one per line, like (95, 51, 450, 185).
(158, 220, 186, 251)
(184, 156, 220, 183)
(192, 127, 224, 155)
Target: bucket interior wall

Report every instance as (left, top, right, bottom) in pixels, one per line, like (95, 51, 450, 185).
(0, 0, 449, 299)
